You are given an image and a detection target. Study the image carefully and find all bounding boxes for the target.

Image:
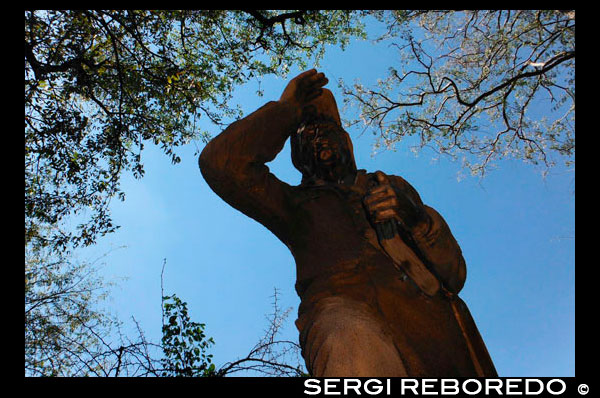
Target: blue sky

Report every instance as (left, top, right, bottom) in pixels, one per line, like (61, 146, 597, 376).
(79, 21, 575, 377)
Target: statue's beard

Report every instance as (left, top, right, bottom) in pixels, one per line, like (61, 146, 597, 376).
(314, 137, 338, 166)
(303, 139, 353, 183)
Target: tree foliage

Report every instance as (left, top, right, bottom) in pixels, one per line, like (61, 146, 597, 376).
(25, 249, 304, 377)
(160, 294, 217, 376)
(25, 239, 122, 376)
(341, 10, 575, 177)
(159, 288, 305, 377)
(25, 10, 366, 251)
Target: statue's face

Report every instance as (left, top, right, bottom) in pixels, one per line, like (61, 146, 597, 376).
(293, 121, 356, 182)
(301, 123, 343, 166)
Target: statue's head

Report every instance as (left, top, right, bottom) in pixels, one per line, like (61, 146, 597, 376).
(291, 89, 357, 184)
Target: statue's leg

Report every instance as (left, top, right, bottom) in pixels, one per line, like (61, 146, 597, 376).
(297, 296, 407, 377)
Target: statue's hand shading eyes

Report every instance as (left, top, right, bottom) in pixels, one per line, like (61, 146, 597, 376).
(279, 69, 328, 111)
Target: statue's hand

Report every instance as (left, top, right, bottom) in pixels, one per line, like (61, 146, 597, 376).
(363, 171, 425, 230)
(279, 69, 328, 112)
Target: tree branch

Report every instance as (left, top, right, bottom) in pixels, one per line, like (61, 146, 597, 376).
(446, 50, 574, 108)
(242, 10, 307, 27)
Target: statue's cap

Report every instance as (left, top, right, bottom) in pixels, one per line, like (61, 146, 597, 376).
(303, 88, 342, 126)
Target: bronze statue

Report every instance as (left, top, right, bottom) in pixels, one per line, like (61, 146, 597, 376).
(199, 69, 497, 377)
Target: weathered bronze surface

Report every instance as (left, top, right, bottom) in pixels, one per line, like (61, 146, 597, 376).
(199, 70, 497, 377)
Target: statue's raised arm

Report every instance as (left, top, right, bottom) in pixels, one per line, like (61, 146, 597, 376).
(199, 70, 328, 243)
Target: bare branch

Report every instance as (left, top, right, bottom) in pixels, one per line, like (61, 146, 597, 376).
(342, 10, 574, 176)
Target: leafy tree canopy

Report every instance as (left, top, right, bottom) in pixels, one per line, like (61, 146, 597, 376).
(25, 9, 367, 251)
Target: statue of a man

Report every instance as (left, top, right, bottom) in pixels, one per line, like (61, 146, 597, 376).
(199, 69, 497, 376)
